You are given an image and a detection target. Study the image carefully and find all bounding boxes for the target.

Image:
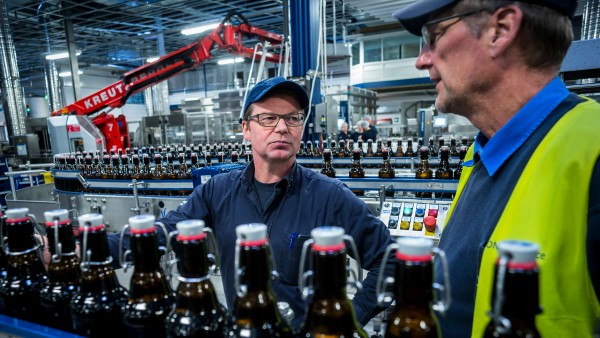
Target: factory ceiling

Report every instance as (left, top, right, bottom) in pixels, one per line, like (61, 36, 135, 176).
(2, 0, 416, 79)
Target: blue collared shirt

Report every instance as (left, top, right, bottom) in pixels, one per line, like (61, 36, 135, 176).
(109, 161, 394, 330)
(463, 77, 570, 175)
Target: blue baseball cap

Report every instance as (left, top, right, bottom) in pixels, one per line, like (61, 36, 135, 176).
(393, 0, 577, 36)
(240, 77, 309, 123)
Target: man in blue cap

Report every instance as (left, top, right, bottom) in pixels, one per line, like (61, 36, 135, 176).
(393, 1, 600, 337)
(109, 76, 394, 331)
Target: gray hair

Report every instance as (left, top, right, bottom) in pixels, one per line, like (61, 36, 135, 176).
(357, 121, 370, 129)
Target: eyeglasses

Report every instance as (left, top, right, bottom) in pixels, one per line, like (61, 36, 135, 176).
(421, 8, 488, 49)
(247, 112, 305, 127)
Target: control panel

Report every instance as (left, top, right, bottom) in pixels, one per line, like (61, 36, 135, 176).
(379, 200, 452, 239)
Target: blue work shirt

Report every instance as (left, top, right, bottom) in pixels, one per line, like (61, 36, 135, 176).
(109, 161, 394, 330)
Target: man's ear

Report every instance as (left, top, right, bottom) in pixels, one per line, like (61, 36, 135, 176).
(241, 120, 251, 142)
(486, 5, 523, 58)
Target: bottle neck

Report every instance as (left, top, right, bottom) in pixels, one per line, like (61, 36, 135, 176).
(131, 231, 161, 271)
(239, 244, 271, 291)
(493, 264, 541, 321)
(394, 258, 434, 307)
(177, 238, 210, 278)
(81, 229, 112, 262)
(47, 222, 77, 254)
(312, 248, 347, 297)
(6, 219, 37, 253)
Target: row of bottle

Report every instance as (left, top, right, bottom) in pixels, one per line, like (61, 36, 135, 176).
(300, 135, 472, 160)
(320, 145, 465, 199)
(0, 206, 543, 337)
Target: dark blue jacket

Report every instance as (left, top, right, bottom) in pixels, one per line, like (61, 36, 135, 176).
(108, 162, 394, 329)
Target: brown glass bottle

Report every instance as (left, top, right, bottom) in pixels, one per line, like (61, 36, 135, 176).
(320, 149, 336, 178)
(357, 140, 364, 157)
(428, 138, 438, 158)
(404, 138, 415, 158)
(111, 154, 121, 179)
(383, 237, 441, 338)
(379, 148, 395, 197)
(483, 240, 541, 338)
(394, 138, 404, 158)
(166, 154, 179, 180)
(298, 141, 306, 158)
(40, 209, 81, 332)
(375, 140, 383, 157)
(154, 154, 166, 180)
(454, 146, 468, 180)
(131, 155, 142, 180)
(121, 214, 173, 337)
(0, 208, 47, 322)
(178, 154, 190, 179)
(120, 155, 131, 180)
(225, 224, 294, 338)
(71, 213, 128, 337)
(306, 141, 315, 158)
(338, 140, 347, 158)
(231, 151, 240, 164)
(141, 154, 152, 180)
(204, 153, 213, 167)
(101, 154, 112, 180)
(190, 153, 201, 169)
(299, 227, 368, 338)
(349, 149, 365, 196)
(331, 140, 339, 158)
(434, 146, 453, 199)
(165, 220, 228, 337)
(415, 147, 433, 198)
(365, 139, 375, 157)
(449, 137, 459, 157)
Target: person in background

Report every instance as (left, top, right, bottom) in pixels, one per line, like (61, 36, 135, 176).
(351, 121, 364, 142)
(393, 0, 600, 337)
(108, 76, 394, 330)
(358, 120, 377, 143)
(363, 115, 379, 139)
(337, 122, 351, 142)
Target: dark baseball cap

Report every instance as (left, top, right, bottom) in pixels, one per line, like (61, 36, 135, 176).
(240, 76, 309, 123)
(393, 0, 577, 36)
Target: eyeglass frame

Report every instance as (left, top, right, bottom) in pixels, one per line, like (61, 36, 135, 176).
(421, 8, 490, 49)
(247, 112, 306, 127)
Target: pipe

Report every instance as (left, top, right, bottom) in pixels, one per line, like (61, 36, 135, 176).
(0, 0, 28, 137)
(37, 0, 63, 112)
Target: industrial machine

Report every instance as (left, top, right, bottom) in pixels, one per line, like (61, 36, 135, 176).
(47, 10, 285, 154)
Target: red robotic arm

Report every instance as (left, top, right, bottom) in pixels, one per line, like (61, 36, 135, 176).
(52, 10, 284, 151)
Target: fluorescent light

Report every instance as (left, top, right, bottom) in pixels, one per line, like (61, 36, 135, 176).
(181, 23, 219, 35)
(46, 51, 81, 60)
(146, 56, 159, 63)
(217, 57, 244, 65)
(59, 70, 83, 77)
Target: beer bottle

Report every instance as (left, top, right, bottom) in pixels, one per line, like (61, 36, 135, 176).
(460, 136, 468, 147)
(377, 237, 448, 338)
(306, 141, 315, 158)
(154, 154, 167, 180)
(245, 150, 253, 163)
(204, 153, 213, 167)
(321, 149, 336, 178)
(395, 138, 404, 158)
(375, 140, 383, 157)
(378, 148, 395, 197)
(101, 154, 112, 180)
(298, 141, 306, 158)
(231, 151, 240, 164)
(338, 140, 348, 158)
(217, 151, 226, 164)
(415, 147, 433, 198)
(120, 154, 131, 180)
(0, 208, 46, 322)
(349, 149, 365, 196)
(386, 139, 395, 157)
(357, 140, 364, 157)
(71, 213, 127, 337)
(483, 240, 541, 338)
(40, 209, 80, 332)
(438, 137, 445, 155)
(428, 138, 438, 158)
(165, 220, 228, 337)
(111, 154, 121, 179)
(225, 223, 294, 338)
(167, 154, 178, 179)
(83, 155, 94, 179)
(449, 137, 459, 157)
(178, 153, 190, 179)
(404, 138, 415, 158)
(141, 153, 152, 180)
(365, 139, 375, 157)
(298, 226, 368, 338)
(434, 146, 453, 199)
(190, 153, 201, 169)
(121, 214, 173, 338)
(331, 140, 338, 158)
(454, 146, 468, 180)
(131, 155, 142, 180)
(313, 141, 322, 158)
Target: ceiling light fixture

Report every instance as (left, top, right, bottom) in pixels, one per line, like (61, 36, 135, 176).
(181, 23, 219, 36)
(217, 57, 244, 65)
(45, 51, 81, 61)
(58, 70, 83, 77)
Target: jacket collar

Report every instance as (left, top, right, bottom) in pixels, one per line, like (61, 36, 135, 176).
(240, 160, 299, 196)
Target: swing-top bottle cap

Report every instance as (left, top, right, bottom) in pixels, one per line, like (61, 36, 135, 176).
(78, 213, 103, 227)
(44, 209, 69, 223)
(497, 240, 539, 264)
(396, 237, 434, 256)
(176, 219, 205, 236)
(128, 214, 156, 231)
(5, 207, 29, 220)
(236, 223, 267, 241)
(311, 226, 345, 247)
